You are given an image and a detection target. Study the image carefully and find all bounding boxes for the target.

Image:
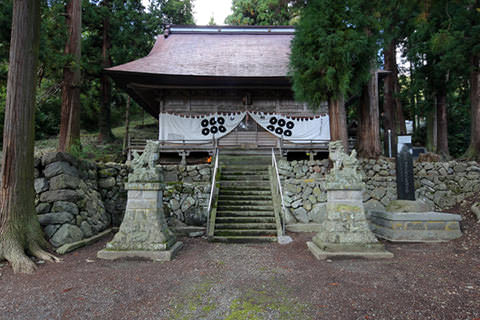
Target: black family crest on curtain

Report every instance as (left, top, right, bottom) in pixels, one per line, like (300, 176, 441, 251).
(158, 112, 246, 143)
(158, 112, 330, 143)
(248, 112, 330, 142)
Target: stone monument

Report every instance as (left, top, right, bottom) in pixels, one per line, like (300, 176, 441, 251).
(307, 141, 393, 259)
(396, 136, 415, 200)
(98, 141, 183, 261)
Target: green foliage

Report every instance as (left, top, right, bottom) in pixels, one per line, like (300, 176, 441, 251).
(402, 0, 478, 156)
(0, 0, 12, 66)
(0, 0, 194, 146)
(225, 0, 304, 26)
(160, 0, 194, 25)
(208, 16, 216, 26)
(289, 0, 379, 109)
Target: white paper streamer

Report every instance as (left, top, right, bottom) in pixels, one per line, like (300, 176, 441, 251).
(248, 112, 330, 142)
(158, 112, 246, 143)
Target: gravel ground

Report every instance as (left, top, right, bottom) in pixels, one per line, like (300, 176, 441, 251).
(1, 202, 479, 320)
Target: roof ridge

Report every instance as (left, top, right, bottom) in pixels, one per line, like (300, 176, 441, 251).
(164, 25, 295, 38)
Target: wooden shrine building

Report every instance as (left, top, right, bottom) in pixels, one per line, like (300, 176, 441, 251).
(106, 25, 330, 157)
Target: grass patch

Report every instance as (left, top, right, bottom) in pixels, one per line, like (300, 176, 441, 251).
(168, 279, 312, 320)
(170, 281, 217, 320)
(32, 115, 158, 162)
(224, 287, 312, 320)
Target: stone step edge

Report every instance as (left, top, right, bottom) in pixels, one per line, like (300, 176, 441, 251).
(209, 236, 277, 243)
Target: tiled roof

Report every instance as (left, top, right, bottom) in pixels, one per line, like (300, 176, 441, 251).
(106, 25, 294, 78)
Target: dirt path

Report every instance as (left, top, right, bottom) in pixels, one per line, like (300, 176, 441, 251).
(1, 204, 479, 320)
(0, 231, 478, 320)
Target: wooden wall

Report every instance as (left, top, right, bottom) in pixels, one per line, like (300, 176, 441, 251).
(158, 88, 328, 116)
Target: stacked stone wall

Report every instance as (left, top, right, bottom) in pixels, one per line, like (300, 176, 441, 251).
(17, 151, 480, 245)
(97, 162, 130, 226)
(162, 164, 211, 227)
(278, 158, 480, 224)
(414, 161, 480, 208)
(32, 155, 212, 247)
(34, 153, 114, 247)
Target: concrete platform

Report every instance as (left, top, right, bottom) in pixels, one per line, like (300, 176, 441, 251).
(97, 241, 183, 261)
(369, 211, 462, 242)
(307, 241, 394, 260)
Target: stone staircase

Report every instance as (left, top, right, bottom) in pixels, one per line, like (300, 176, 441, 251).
(210, 154, 279, 243)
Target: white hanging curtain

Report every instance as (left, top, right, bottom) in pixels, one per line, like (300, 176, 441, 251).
(159, 112, 246, 143)
(248, 112, 330, 143)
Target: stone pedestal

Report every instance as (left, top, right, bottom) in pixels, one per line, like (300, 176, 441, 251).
(308, 187, 393, 260)
(370, 199, 462, 242)
(97, 182, 182, 261)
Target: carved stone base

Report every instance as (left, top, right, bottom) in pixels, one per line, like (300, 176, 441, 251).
(307, 241, 394, 260)
(98, 241, 183, 261)
(309, 188, 393, 260)
(97, 182, 182, 261)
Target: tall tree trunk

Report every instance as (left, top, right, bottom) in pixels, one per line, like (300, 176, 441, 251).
(0, 0, 59, 274)
(122, 95, 131, 155)
(394, 78, 406, 135)
(436, 86, 449, 158)
(98, 0, 114, 143)
(383, 40, 397, 155)
(358, 66, 381, 158)
(464, 55, 480, 159)
(426, 96, 437, 152)
(328, 94, 348, 151)
(59, 0, 82, 152)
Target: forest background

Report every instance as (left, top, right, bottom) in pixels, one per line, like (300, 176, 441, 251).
(0, 0, 478, 159)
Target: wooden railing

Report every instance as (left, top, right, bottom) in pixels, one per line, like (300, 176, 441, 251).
(126, 134, 357, 159)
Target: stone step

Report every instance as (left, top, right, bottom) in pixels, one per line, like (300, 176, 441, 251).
(219, 187, 272, 197)
(220, 186, 271, 192)
(217, 205, 274, 212)
(216, 211, 275, 217)
(214, 229, 277, 237)
(221, 164, 269, 169)
(210, 236, 277, 243)
(221, 175, 269, 181)
(219, 158, 271, 166)
(215, 216, 276, 223)
(220, 169, 269, 174)
(220, 181, 270, 188)
(217, 200, 272, 206)
(218, 195, 272, 201)
(215, 223, 277, 229)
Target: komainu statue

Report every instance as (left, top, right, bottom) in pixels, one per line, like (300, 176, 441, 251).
(129, 140, 162, 182)
(326, 141, 364, 188)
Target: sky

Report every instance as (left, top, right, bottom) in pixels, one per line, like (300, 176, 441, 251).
(141, 0, 233, 25)
(194, 0, 232, 25)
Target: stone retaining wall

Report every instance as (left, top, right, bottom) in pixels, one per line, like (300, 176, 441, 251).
(33, 154, 212, 247)
(34, 153, 112, 247)
(162, 164, 211, 227)
(279, 158, 480, 224)
(17, 152, 480, 245)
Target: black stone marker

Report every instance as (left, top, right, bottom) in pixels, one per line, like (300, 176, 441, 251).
(396, 137, 415, 200)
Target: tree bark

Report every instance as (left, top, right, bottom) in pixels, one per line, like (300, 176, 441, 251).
(464, 55, 480, 160)
(426, 96, 437, 152)
(122, 95, 131, 155)
(0, 0, 60, 274)
(383, 40, 397, 155)
(394, 77, 406, 135)
(98, 0, 114, 143)
(58, 0, 82, 152)
(358, 67, 381, 158)
(328, 94, 349, 151)
(436, 86, 449, 158)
